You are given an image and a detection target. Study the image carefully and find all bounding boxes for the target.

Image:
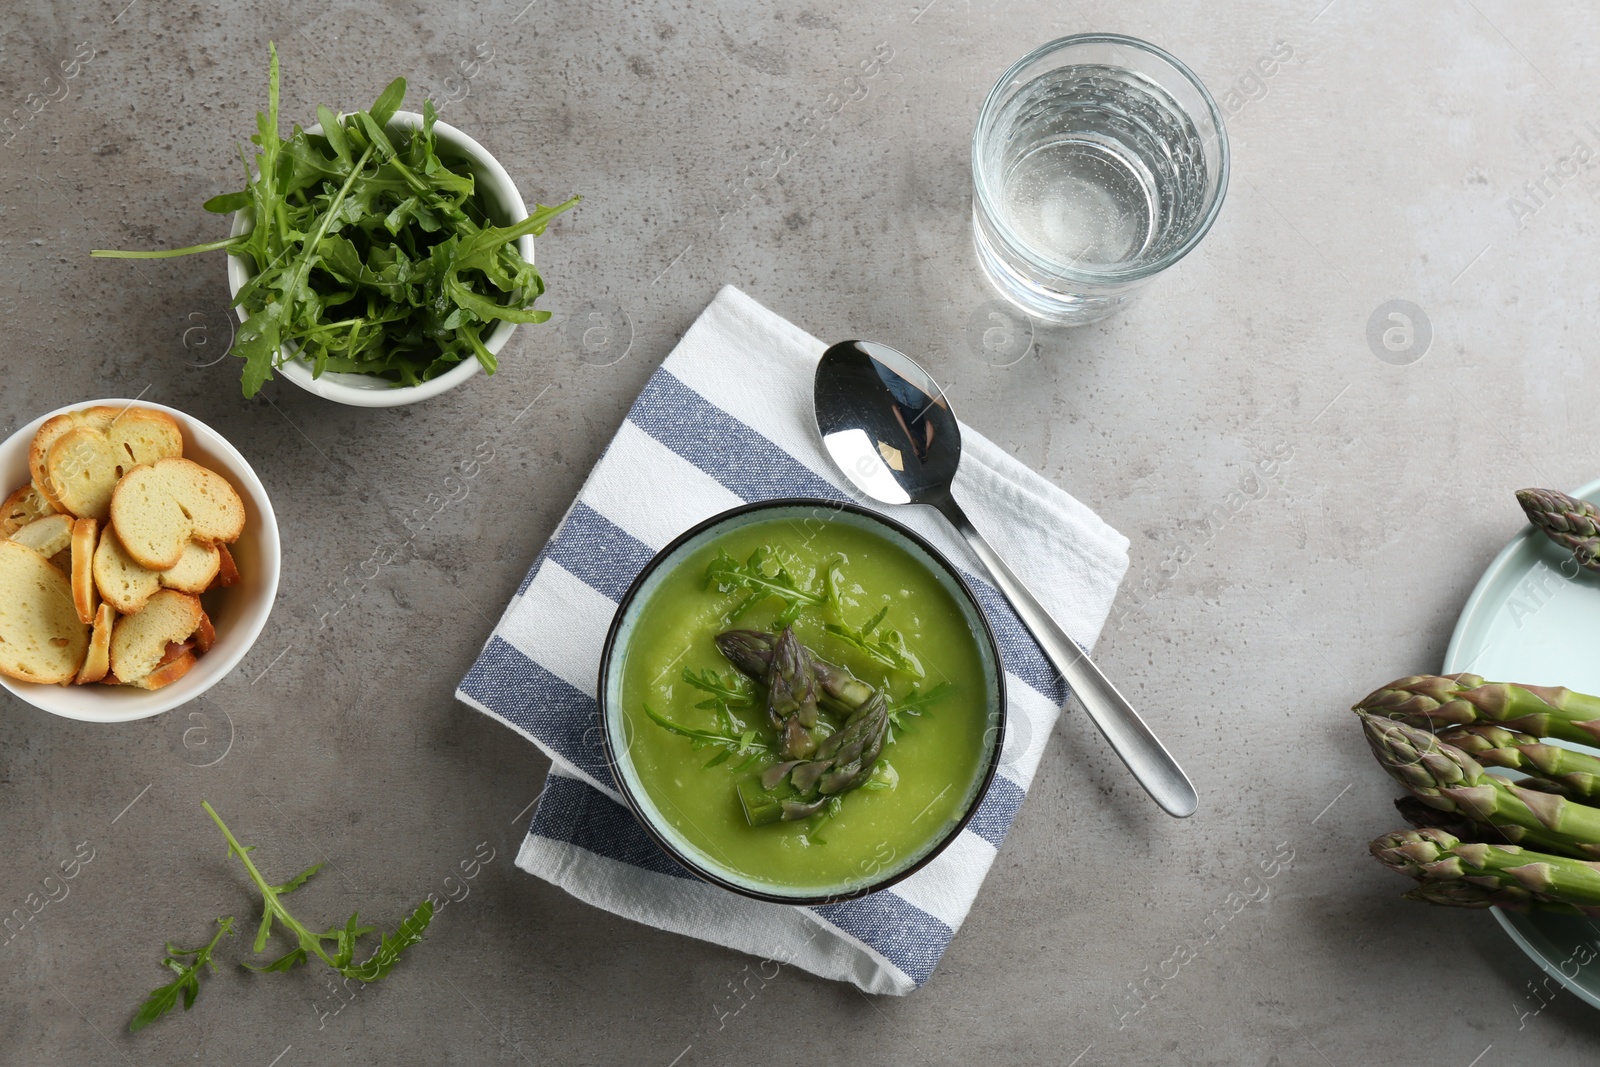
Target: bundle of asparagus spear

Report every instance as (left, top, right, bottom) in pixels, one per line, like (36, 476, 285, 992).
(1353, 487, 1600, 913)
(1356, 676, 1600, 915)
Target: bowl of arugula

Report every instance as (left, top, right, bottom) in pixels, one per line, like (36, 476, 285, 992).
(93, 45, 579, 407)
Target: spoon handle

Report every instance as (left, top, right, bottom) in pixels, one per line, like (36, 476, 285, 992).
(932, 495, 1198, 818)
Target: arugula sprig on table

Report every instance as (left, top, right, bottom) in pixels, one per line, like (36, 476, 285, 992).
(130, 802, 433, 1032)
(91, 43, 579, 397)
(129, 918, 235, 1032)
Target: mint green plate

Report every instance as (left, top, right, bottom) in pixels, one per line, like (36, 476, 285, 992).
(1443, 479, 1600, 1009)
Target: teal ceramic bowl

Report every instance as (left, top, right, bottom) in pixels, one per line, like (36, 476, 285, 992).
(597, 498, 1006, 905)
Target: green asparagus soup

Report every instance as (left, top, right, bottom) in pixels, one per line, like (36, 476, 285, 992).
(613, 510, 1000, 897)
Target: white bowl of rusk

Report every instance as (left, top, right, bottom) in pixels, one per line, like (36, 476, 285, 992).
(0, 399, 280, 722)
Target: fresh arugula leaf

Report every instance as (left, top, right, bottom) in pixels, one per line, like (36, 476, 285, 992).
(823, 604, 924, 677)
(368, 76, 407, 128)
(643, 704, 772, 759)
(199, 802, 432, 985)
(89, 45, 578, 396)
(887, 681, 951, 731)
(252, 861, 323, 952)
(681, 666, 756, 734)
(348, 899, 434, 982)
(129, 917, 235, 1032)
(682, 667, 755, 709)
(704, 546, 823, 625)
(203, 190, 251, 214)
(317, 104, 351, 163)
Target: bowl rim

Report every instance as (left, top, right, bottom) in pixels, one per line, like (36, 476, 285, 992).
(596, 496, 1008, 907)
(0, 398, 281, 722)
(225, 109, 534, 408)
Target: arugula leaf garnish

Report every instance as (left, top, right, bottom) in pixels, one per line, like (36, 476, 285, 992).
(129, 917, 235, 1032)
(704, 546, 823, 626)
(887, 681, 951, 732)
(643, 704, 771, 771)
(824, 604, 924, 678)
(681, 666, 756, 735)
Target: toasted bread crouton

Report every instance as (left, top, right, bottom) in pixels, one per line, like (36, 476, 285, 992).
(109, 458, 244, 570)
(213, 543, 240, 588)
(93, 525, 220, 614)
(75, 602, 113, 684)
(8, 514, 74, 559)
(71, 518, 98, 624)
(157, 540, 221, 594)
(1, 483, 56, 537)
(28, 407, 118, 511)
(194, 610, 215, 654)
(0, 541, 90, 684)
(108, 589, 202, 686)
(44, 408, 184, 520)
(127, 649, 196, 691)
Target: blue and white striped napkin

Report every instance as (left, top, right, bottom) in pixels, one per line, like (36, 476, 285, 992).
(456, 286, 1129, 995)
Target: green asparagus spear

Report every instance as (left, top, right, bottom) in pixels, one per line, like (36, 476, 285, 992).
(1517, 487, 1600, 572)
(1357, 710, 1600, 859)
(770, 692, 891, 817)
(715, 629, 877, 711)
(1402, 878, 1544, 911)
(1354, 675, 1600, 747)
(767, 627, 820, 759)
(1370, 827, 1600, 915)
(736, 778, 790, 827)
(1437, 724, 1600, 799)
(1392, 795, 1487, 841)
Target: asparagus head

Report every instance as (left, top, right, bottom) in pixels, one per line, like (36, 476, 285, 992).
(1354, 674, 1600, 747)
(1517, 487, 1600, 573)
(1370, 827, 1600, 916)
(1356, 711, 1600, 859)
(1437, 723, 1600, 799)
(716, 628, 876, 711)
(766, 627, 819, 758)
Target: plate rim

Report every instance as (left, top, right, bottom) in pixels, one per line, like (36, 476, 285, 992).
(1442, 477, 1600, 1010)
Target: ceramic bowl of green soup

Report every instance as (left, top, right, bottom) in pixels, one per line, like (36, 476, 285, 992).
(599, 498, 1005, 905)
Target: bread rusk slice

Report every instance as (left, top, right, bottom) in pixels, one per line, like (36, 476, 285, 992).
(194, 610, 215, 654)
(213, 544, 240, 588)
(71, 518, 98, 624)
(110, 458, 244, 570)
(44, 408, 184, 520)
(0, 541, 90, 684)
(93, 525, 220, 614)
(75, 602, 113, 684)
(130, 649, 197, 691)
(2, 483, 56, 537)
(108, 589, 202, 687)
(158, 541, 221, 594)
(8, 514, 74, 559)
(28, 406, 118, 511)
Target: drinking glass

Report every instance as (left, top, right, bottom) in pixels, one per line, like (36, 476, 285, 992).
(972, 34, 1229, 326)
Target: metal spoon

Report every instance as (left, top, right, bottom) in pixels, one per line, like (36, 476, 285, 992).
(813, 339, 1198, 818)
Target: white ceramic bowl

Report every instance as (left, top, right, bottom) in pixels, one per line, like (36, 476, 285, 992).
(226, 111, 535, 408)
(0, 400, 281, 722)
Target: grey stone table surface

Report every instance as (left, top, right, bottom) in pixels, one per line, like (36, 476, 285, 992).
(3, 0, 1598, 1063)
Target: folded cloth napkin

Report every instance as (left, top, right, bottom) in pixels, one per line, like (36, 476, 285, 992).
(456, 285, 1129, 995)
